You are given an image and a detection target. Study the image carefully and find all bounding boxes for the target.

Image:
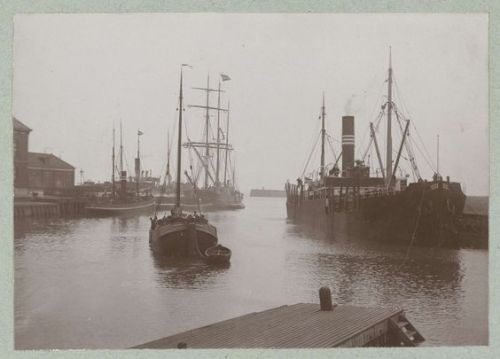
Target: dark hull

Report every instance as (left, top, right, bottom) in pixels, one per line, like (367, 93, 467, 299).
(149, 221, 218, 257)
(155, 202, 214, 212)
(205, 245, 232, 264)
(85, 200, 155, 217)
(154, 195, 243, 212)
(183, 188, 245, 211)
(212, 201, 245, 211)
(286, 180, 477, 249)
(205, 254, 231, 265)
(454, 214, 488, 249)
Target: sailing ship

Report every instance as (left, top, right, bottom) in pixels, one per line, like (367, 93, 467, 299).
(85, 124, 155, 216)
(285, 52, 469, 249)
(154, 130, 214, 212)
(149, 66, 218, 257)
(182, 74, 245, 210)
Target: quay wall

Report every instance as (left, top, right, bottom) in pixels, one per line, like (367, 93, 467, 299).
(14, 200, 86, 219)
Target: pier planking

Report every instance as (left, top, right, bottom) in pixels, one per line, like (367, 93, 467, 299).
(133, 303, 419, 348)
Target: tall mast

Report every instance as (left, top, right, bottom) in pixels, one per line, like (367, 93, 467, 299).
(437, 134, 440, 177)
(188, 77, 227, 189)
(232, 157, 236, 189)
(224, 102, 230, 186)
(388, 119, 410, 188)
(112, 122, 115, 198)
(320, 93, 326, 178)
(370, 122, 385, 180)
(386, 47, 393, 186)
(215, 79, 221, 188)
(136, 130, 141, 196)
(166, 131, 171, 187)
(175, 69, 184, 208)
(119, 120, 126, 198)
(204, 74, 210, 189)
(119, 120, 123, 173)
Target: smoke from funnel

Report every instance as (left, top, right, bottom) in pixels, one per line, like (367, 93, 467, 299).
(344, 94, 355, 115)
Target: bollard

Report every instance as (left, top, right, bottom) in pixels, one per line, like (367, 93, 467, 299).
(177, 342, 187, 349)
(319, 287, 333, 311)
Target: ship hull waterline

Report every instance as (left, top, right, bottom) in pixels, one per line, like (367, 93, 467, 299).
(85, 200, 156, 217)
(285, 181, 481, 249)
(149, 221, 218, 258)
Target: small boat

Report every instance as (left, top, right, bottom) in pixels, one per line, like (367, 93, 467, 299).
(204, 244, 231, 264)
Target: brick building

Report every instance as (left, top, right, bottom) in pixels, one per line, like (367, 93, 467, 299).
(13, 118, 32, 195)
(27, 152, 75, 193)
(13, 118, 76, 196)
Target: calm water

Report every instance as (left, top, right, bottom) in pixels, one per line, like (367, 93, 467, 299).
(14, 197, 488, 349)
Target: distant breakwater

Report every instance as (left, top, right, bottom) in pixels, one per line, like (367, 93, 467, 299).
(250, 189, 286, 198)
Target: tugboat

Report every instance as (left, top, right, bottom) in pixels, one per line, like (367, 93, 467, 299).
(285, 51, 467, 248)
(149, 66, 218, 257)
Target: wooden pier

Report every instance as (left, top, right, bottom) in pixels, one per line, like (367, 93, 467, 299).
(133, 288, 424, 349)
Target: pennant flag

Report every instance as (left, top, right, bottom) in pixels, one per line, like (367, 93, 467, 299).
(220, 73, 231, 81)
(138, 130, 143, 136)
(181, 63, 193, 68)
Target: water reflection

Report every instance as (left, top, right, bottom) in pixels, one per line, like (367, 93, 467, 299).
(150, 250, 231, 289)
(14, 197, 487, 348)
(110, 216, 141, 232)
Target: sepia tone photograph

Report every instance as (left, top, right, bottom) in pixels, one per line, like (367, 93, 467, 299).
(12, 13, 488, 350)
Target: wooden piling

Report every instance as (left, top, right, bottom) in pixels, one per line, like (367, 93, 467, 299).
(14, 199, 85, 220)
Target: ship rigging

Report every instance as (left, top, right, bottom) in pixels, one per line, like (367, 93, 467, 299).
(286, 49, 467, 249)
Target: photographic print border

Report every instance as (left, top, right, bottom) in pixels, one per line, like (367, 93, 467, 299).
(1, 1, 498, 358)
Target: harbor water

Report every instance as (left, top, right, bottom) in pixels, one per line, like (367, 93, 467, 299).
(14, 197, 488, 349)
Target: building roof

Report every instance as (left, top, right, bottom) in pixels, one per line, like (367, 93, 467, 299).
(13, 118, 32, 133)
(27, 152, 75, 171)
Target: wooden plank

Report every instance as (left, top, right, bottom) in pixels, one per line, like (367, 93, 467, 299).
(133, 304, 403, 349)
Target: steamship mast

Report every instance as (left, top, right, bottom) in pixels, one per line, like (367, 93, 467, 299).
(320, 93, 326, 178)
(360, 48, 423, 187)
(300, 95, 340, 182)
(386, 48, 393, 186)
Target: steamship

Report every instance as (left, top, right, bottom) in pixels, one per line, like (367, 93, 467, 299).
(285, 54, 467, 249)
(85, 125, 155, 216)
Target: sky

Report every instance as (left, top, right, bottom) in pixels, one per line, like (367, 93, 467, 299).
(12, 13, 488, 195)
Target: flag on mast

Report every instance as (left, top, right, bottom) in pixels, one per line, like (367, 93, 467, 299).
(138, 130, 143, 136)
(220, 73, 231, 81)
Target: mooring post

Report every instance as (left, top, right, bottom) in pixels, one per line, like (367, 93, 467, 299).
(319, 287, 334, 311)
